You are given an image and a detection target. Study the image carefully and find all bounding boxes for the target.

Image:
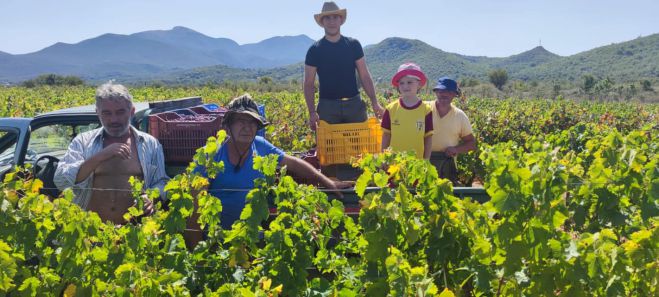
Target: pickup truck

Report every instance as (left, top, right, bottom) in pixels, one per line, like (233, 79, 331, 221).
(0, 97, 489, 215)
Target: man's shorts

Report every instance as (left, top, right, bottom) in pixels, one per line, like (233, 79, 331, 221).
(317, 94, 367, 124)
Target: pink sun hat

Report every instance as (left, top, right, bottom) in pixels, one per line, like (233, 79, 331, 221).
(391, 62, 427, 87)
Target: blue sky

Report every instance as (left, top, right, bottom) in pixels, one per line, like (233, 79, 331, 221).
(1, 0, 657, 57)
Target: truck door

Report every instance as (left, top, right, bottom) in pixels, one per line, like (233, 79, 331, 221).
(0, 118, 31, 177)
(26, 115, 100, 197)
(0, 129, 19, 174)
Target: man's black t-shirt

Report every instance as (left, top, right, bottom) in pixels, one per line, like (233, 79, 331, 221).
(305, 36, 364, 100)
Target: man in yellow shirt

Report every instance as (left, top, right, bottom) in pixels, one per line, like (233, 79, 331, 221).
(428, 77, 476, 185)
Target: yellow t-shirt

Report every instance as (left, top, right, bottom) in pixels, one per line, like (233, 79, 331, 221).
(381, 99, 433, 158)
(428, 102, 473, 152)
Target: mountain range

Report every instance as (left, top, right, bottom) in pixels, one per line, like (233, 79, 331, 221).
(1, 26, 657, 84)
(0, 26, 314, 82)
(354, 35, 658, 83)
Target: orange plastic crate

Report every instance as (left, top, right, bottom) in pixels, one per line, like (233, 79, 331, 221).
(316, 118, 382, 166)
(148, 111, 223, 163)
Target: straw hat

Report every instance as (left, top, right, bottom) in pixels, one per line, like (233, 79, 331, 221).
(314, 2, 347, 27)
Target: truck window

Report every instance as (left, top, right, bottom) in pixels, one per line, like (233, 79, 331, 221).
(0, 131, 18, 172)
(26, 123, 99, 161)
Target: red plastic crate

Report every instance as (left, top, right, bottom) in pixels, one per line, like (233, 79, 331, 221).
(148, 111, 224, 163)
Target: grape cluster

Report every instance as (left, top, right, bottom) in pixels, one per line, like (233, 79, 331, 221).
(171, 114, 219, 122)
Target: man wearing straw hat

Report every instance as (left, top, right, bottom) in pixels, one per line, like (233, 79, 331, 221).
(304, 1, 384, 131)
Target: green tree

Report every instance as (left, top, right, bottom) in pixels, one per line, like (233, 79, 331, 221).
(20, 74, 84, 87)
(626, 84, 637, 99)
(488, 69, 508, 90)
(641, 80, 653, 92)
(594, 77, 614, 95)
(459, 78, 480, 88)
(552, 84, 561, 98)
(259, 76, 273, 85)
(581, 74, 596, 94)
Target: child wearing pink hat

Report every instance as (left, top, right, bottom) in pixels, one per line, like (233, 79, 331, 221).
(380, 62, 434, 159)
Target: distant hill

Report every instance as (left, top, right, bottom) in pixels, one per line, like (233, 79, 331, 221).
(485, 46, 562, 80)
(132, 26, 241, 53)
(148, 63, 303, 85)
(1, 27, 657, 84)
(164, 38, 565, 85)
(366, 35, 658, 82)
(132, 27, 313, 68)
(0, 26, 314, 82)
(169, 34, 658, 85)
(363, 38, 489, 83)
(514, 34, 659, 81)
(241, 35, 316, 67)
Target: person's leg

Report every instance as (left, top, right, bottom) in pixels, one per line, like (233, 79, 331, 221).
(317, 99, 343, 124)
(331, 96, 368, 179)
(341, 95, 368, 123)
(317, 99, 342, 177)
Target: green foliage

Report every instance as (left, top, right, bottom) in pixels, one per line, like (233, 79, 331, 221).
(149, 63, 304, 86)
(258, 76, 273, 85)
(593, 77, 614, 95)
(364, 34, 659, 85)
(1, 86, 658, 295)
(21, 74, 84, 88)
(1, 86, 658, 184)
(478, 125, 658, 296)
(1, 119, 658, 295)
(488, 69, 508, 90)
(642, 79, 654, 92)
(582, 74, 596, 94)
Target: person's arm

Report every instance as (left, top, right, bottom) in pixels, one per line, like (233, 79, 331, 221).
(445, 134, 476, 157)
(281, 155, 352, 194)
(304, 65, 319, 130)
(355, 57, 384, 118)
(423, 110, 434, 160)
(147, 143, 170, 199)
(136, 141, 170, 216)
(382, 133, 391, 152)
(76, 143, 130, 183)
(54, 136, 88, 191)
(459, 134, 477, 153)
(54, 135, 127, 191)
(380, 109, 391, 151)
(54, 133, 113, 209)
(423, 135, 432, 160)
(445, 113, 476, 157)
